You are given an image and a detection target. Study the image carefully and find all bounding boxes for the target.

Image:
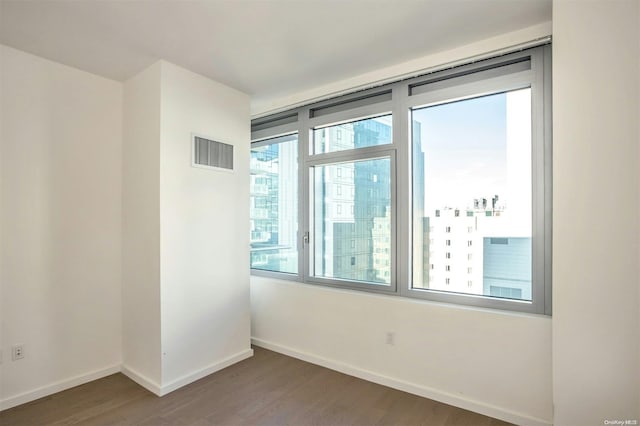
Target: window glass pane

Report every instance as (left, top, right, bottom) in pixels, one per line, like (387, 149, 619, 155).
(250, 135, 298, 273)
(412, 89, 532, 300)
(313, 115, 392, 154)
(313, 157, 391, 285)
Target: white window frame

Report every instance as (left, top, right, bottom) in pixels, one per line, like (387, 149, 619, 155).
(400, 46, 551, 315)
(304, 105, 397, 294)
(250, 44, 552, 315)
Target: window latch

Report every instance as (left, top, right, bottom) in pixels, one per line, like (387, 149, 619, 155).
(303, 231, 310, 245)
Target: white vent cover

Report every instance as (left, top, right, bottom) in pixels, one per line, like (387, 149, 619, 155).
(192, 134, 234, 171)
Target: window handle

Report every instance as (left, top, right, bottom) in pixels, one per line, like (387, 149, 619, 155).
(303, 231, 310, 245)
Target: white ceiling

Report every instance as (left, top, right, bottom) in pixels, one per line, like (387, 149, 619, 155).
(0, 0, 551, 109)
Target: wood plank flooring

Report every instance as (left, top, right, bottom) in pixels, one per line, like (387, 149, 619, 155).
(1, 347, 513, 426)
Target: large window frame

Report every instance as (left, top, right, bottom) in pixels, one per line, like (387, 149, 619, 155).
(250, 133, 300, 276)
(250, 113, 303, 281)
(250, 44, 552, 315)
(306, 145, 397, 294)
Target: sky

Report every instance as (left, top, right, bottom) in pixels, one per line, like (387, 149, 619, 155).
(414, 90, 530, 213)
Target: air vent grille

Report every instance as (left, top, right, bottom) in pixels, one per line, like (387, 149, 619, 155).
(193, 135, 233, 171)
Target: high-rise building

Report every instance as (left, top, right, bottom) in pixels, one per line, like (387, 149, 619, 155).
(418, 201, 533, 300)
(318, 118, 392, 283)
(250, 140, 297, 273)
(483, 237, 532, 299)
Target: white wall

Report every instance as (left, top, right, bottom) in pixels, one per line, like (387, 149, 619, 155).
(120, 60, 252, 394)
(251, 22, 552, 116)
(251, 279, 552, 426)
(552, 1, 640, 425)
(122, 62, 162, 390)
(158, 62, 252, 389)
(0, 52, 252, 405)
(0, 45, 123, 409)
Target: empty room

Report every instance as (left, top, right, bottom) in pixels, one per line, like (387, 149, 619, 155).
(0, 1, 638, 425)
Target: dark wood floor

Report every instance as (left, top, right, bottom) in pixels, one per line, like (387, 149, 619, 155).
(1, 346, 512, 426)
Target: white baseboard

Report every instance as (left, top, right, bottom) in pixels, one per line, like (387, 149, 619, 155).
(122, 349, 254, 397)
(120, 365, 162, 396)
(3, 343, 543, 425)
(0, 364, 121, 411)
(251, 337, 552, 426)
(2, 348, 254, 412)
(159, 348, 254, 396)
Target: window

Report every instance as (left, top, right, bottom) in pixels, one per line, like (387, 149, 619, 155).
(250, 44, 551, 314)
(410, 46, 551, 314)
(250, 134, 298, 274)
(311, 156, 392, 287)
(313, 115, 392, 154)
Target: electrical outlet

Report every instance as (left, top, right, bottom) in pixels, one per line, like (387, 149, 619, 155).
(385, 332, 395, 346)
(12, 345, 24, 361)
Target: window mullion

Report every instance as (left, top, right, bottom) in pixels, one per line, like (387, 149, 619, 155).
(393, 83, 411, 296)
(306, 145, 395, 167)
(542, 45, 553, 316)
(531, 46, 550, 315)
(300, 107, 312, 283)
